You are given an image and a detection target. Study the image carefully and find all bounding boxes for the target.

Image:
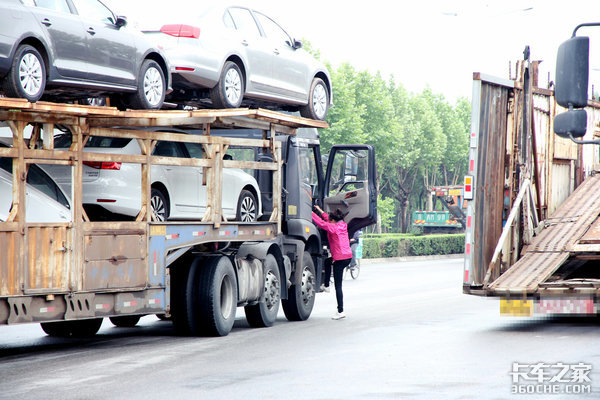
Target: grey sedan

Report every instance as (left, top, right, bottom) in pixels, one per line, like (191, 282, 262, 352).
(144, 5, 332, 120)
(0, 0, 171, 109)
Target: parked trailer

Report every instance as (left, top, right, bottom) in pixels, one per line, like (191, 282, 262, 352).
(463, 59, 600, 317)
(0, 98, 377, 336)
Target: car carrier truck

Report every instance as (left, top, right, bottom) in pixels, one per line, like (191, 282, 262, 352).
(0, 98, 377, 337)
(463, 38, 600, 317)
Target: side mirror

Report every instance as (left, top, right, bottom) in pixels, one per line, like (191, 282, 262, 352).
(554, 109, 587, 138)
(223, 154, 233, 161)
(293, 39, 303, 49)
(555, 36, 589, 108)
(115, 16, 128, 28)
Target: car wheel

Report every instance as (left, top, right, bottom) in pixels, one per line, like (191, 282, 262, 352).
(210, 61, 244, 109)
(3, 44, 46, 102)
(300, 77, 329, 120)
(151, 188, 169, 221)
(79, 97, 107, 107)
(236, 189, 257, 222)
(128, 59, 165, 109)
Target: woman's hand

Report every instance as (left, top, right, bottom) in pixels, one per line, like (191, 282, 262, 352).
(314, 205, 324, 214)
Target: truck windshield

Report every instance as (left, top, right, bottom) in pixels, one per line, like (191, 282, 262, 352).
(299, 147, 319, 194)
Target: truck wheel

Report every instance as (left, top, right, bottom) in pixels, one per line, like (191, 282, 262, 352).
(127, 59, 165, 109)
(171, 262, 192, 335)
(41, 318, 103, 337)
(282, 251, 316, 321)
(236, 189, 258, 222)
(3, 44, 46, 102)
(40, 321, 72, 337)
(109, 315, 141, 327)
(244, 254, 281, 327)
(210, 61, 244, 108)
(69, 318, 103, 337)
(299, 77, 329, 120)
(184, 256, 238, 336)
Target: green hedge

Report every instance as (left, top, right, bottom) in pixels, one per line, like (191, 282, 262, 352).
(362, 234, 465, 258)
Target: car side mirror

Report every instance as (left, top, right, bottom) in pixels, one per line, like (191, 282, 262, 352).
(555, 36, 589, 108)
(116, 16, 128, 28)
(223, 154, 233, 161)
(293, 39, 302, 49)
(554, 109, 587, 138)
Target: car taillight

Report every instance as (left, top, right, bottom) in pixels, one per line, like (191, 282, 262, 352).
(160, 24, 200, 38)
(83, 161, 121, 170)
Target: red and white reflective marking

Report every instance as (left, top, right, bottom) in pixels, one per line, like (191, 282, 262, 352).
(39, 306, 56, 313)
(153, 250, 157, 276)
(148, 299, 161, 305)
(96, 304, 110, 310)
(464, 270, 469, 283)
(192, 231, 206, 237)
(219, 230, 232, 236)
(123, 301, 137, 307)
(165, 233, 180, 240)
(253, 230, 265, 235)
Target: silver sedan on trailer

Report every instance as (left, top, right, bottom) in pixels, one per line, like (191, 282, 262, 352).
(143, 5, 332, 120)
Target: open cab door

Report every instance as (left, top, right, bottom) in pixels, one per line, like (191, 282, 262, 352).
(323, 145, 377, 235)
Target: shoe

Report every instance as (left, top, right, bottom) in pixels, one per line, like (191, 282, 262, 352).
(320, 284, 330, 293)
(332, 311, 346, 320)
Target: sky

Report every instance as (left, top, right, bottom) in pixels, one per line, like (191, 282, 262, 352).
(103, 0, 600, 103)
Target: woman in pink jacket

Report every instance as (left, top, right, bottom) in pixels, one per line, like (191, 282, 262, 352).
(312, 205, 352, 320)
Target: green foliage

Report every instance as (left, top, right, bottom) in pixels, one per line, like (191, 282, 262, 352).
(377, 194, 395, 231)
(320, 51, 471, 234)
(362, 234, 465, 258)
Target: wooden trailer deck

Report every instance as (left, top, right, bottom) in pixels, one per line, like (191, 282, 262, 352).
(488, 174, 600, 295)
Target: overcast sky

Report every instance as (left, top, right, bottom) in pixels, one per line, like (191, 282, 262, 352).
(104, 0, 600, 102)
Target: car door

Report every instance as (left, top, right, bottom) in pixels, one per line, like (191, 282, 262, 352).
(227, 7, 272, 94)
(27, 0, 88, 79)
(252, 11, 306, 100)
(323, 145, 377, 237)
(70, 0, 136, 86)
(152, 141, 201, 217)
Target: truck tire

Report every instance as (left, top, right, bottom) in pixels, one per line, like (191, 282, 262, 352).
(244, 254, 281, 327)
(171, 262, 192, 335)
(40, 318, 103, 337)
(40, 321, 72, 337)
(109, 315, 142, 327)
(174, 256, 238, 336)
(282, 251, 316, 321)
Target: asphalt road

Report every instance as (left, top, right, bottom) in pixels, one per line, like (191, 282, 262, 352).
(0, 257, 599, 399)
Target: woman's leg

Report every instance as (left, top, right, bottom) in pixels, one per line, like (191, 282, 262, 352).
(333, 259, 351, 313)
(323, 258, 332, 288)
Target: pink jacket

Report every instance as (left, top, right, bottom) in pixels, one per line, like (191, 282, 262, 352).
(312, 212, 352, 261)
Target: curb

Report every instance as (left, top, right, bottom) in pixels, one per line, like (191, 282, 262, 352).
(360, 254, 464, 264)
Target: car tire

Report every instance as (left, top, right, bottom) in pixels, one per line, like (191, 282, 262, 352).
(236, 189, 258, 222)
(79, 97, 107, 107)
(127, 59, 165, 110)
(3, 44, 46, 103)
(151, 188, 169, 221)
(300, 77, 329, 120)
(244, 254, 281, 327)
(210, 61, 244, 109)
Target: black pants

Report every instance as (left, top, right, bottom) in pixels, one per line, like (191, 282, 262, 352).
(324, 258, 351, 313)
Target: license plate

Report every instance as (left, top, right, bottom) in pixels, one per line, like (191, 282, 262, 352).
(500, 299, 533, 316)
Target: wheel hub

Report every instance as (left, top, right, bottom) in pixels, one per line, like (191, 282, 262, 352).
(264, 270, 280, 310)
(300, 266, 315, 305)
(144, 67, 163, 107)
(19, 53, 43, 97)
